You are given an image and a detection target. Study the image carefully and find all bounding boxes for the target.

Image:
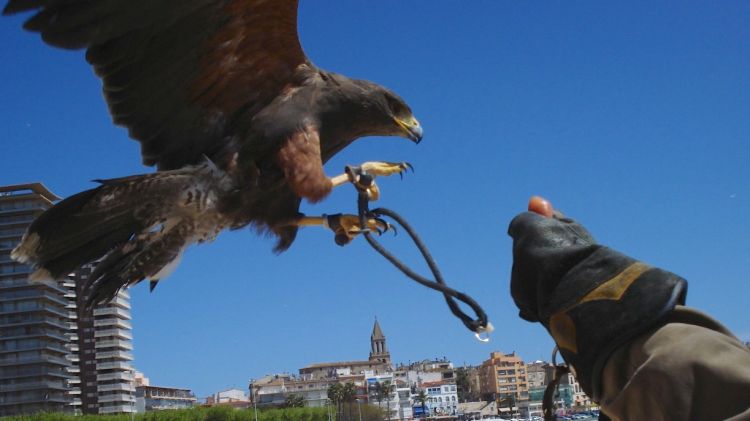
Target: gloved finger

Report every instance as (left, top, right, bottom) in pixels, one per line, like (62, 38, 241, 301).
(528, 195, 554, 218)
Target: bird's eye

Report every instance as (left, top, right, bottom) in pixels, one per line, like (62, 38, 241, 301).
(385, 94, 404, 115)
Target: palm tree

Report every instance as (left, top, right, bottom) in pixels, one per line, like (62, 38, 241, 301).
(342, 382, 356, 421)
(381, 380, 394, 421)
(372, 381, 385, 410)
(415, 390, 429, 418)
(328, 382, 344, 420)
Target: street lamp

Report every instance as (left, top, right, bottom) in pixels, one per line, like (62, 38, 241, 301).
(248, 380, 258, 421)
(356, 398, 363, 421)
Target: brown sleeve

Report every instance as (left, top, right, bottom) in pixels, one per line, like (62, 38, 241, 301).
(599, 306, 750, 421)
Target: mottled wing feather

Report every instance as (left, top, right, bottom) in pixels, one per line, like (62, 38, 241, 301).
(4, 0, 307, 170)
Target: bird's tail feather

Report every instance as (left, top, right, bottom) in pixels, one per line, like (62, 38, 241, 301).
(11, 164, 229, 307)
(11, 185, 144, 281)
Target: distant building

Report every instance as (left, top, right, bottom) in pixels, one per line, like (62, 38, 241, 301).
(463, 366, 482, 402)
(299, 360, 388, 381)
(250, 374, 362, 409)
(526, 361, 547, 388)
(0, 183, 136, 416)
(0, 183, 71, 416)
(458, 400, 498, 420)
(542, 365, 590, 409)
(133, 372, 195, 412)
(136, 385, 196, 411)
(300, 320, 392, 381)
(479, 351, 529, 416)
(251, 320, 397, 410)
(366, 373, 410, 420)
(70, 265, 136, 415)
(422, 380, 458, 416)
(215, 388, 248, 403)
(393, 358, 456, 389)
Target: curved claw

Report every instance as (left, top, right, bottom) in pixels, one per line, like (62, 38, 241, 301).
(324, 214, 392, 245)
(372, 217, 397, 236)
(399, 162, 414, 180)
(369, 217, 395, 235)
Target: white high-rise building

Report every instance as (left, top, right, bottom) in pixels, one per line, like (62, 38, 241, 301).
(71, 265, 136, 415)
(0, 183, 136, 416)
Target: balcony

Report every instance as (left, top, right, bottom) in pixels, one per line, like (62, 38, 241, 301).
(0, 367, 71, 380)
(94, 318, 132, 330)
(97, 394, 135, 404)
(0, 354, 71, 367)
(0, 329, 69, 343)
(97, 372, 134, 382)
(1, 379, 67, 392)
(106, 296, 131, 310)
(0, 304, 69, 318)
(95, 351, 134, 361)
(99, 383, 135, 393)
(0, 291, 68, 306)
(99, 404, 135, 414)
(97, 361, 132, 371)
(95, 340, 133, 350)
(0, 342, 70, 356)
(93, 307, 130, 318)
(94, 329, 132, 340)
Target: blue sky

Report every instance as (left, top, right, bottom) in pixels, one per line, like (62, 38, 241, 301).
(2, 1, 749, 398)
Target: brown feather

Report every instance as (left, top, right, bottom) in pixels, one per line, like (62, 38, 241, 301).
(192, 0, 306, 113)
(276, 124, 331, 203)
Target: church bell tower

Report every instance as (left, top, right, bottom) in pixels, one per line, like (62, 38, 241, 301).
(369, 318, 391, 366)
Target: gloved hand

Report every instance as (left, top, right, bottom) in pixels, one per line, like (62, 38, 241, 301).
(509, 197, 598, 322)
(507, 196, 688, 400)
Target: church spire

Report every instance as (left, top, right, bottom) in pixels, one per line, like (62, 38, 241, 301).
(369, 317, 391, 366)
(371, 318, 385, 340)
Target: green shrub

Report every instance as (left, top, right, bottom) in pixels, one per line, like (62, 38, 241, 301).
(0, 406, 332, 421)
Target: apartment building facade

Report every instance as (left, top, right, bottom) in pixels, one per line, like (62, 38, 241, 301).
(0, 183, 72, 416)
(71, 265, 136, 415)
(479, 351, 529, 413)
(0, 183, 136, 416)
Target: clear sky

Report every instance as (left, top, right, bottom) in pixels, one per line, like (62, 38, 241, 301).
(2, 1, 749, 399)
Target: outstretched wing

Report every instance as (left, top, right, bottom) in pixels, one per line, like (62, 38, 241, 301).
(4, 0, 308, 170)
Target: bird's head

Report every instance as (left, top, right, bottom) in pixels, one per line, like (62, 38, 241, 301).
(371, 86, 423, 144)
(330, 78, 422, 144)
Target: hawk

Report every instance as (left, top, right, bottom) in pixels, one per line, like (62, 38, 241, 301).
(6, 0, 423, 306)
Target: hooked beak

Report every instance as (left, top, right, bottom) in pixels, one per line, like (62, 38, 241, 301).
(395, 116, 423, 144)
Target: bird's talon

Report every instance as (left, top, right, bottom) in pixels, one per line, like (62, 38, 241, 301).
(322, 214, 390, 243)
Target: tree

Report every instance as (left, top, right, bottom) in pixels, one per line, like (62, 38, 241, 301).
(372, 381, 385, 409)
(342, 382, 357, 421)
(376, 380, 395, 421)
(284, 393, 305, 408)
(455, 367, 471, 402)
(328, 382, 344, 420)
(415, 390, 429, 418)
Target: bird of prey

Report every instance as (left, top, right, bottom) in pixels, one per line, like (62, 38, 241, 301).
(6, 0, 423, 306)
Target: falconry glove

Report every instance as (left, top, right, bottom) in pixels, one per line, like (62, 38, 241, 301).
(508, 211, 688, 401)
